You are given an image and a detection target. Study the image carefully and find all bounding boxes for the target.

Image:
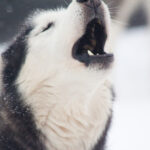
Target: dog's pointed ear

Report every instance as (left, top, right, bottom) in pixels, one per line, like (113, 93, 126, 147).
(2, 27, 32, 89)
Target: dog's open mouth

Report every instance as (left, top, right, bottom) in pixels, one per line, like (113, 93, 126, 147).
(72, 18, 113, 67)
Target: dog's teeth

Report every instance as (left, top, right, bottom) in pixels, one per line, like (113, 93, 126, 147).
(88, 50, 94, 56)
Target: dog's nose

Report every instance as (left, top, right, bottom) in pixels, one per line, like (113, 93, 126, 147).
(77, 0, 101, 9)
(77, 0, 89, 3)
(77, 0, 88, 2)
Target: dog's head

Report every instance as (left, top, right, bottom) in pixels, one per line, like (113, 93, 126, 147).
(28, 0, 113, 68)
(2, 0, 113, 96)
(0, 2, 113, 148)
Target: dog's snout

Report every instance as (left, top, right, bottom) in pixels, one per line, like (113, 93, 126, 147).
(77, 0, 101, 8)
(77, 0, 101, 14)
(77, 0, 88, 2)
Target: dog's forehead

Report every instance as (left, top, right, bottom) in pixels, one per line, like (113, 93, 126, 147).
(29, 9, 65, 28)
(26, 9, 66, 36)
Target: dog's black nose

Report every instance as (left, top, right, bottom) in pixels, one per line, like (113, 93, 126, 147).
(77, 0, 101, 11)
(77, 0, 88, 2)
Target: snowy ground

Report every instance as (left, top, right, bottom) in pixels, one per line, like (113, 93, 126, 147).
(0, 27, 150, 150)
(108, 27, 150, 150)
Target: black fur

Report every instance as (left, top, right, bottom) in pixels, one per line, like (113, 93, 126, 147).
(93, 116, 112, 150)
(2, 27, 31, 89)
(92, 90, 114, 150)
(0, 27, 46, 150)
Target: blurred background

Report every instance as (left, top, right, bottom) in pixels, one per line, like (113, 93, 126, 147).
(0, 0, 148, 43)
(0, 0, 150, 150)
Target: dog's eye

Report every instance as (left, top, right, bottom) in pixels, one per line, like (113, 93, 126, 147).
(42, 23, 53, 32)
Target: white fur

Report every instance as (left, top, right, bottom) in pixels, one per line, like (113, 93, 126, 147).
(15, 1, 113, 150)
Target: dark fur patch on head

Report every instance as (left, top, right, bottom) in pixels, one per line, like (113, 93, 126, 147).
(111, 87, 116, 101)
(0, 27, 46, 150)
(2, 27, 32, 90)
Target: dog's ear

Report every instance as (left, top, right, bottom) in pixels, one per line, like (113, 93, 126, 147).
(2, 27, 32, 89)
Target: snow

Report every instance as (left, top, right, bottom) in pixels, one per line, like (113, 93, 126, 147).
(0, 27, 150, 149)
(108, 27, 150, 150)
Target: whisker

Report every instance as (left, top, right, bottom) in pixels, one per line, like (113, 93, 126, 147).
(106, 1, 114, 6)
(111, 18, 127, 26)
(108, 7, 120, 10)
(63, 0, 69, 6)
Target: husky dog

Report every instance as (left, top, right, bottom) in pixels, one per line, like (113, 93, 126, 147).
(0, 0, 114, 150)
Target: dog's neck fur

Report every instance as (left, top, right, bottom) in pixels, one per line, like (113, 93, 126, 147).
(17, 58, 112, 150)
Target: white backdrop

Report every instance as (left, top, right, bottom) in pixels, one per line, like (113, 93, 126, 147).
(108, 27, 150, 150)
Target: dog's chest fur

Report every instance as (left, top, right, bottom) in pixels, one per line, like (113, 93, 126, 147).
(18, 70, 112, 150)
